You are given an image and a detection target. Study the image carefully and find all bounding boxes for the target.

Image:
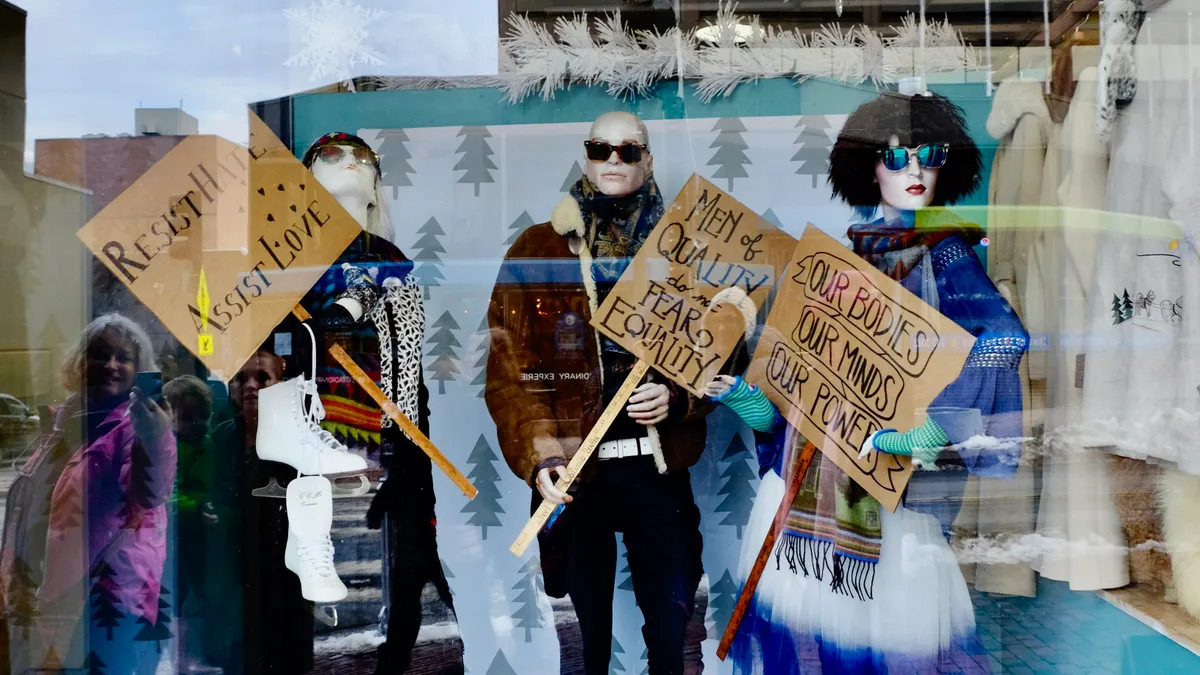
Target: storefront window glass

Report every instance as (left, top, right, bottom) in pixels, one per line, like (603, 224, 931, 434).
(3, 2, 1200, 673)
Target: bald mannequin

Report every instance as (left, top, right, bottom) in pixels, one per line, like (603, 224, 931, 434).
(584, 112, 654, 198)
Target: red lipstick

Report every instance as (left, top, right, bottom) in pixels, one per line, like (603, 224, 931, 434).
(906, 184, 926, 195)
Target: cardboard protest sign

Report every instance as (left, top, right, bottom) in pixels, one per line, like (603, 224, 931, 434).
(591, 175, 776, 395)
(748, 225, 975, 511)
(77, 113, 363, 380)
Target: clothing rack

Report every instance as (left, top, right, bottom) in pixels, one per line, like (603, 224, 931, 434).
(1031, 0, 1100, 46)
(991, 0, 1099, 84)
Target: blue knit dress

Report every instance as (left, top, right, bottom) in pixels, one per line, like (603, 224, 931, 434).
(730, 214, 1028, 675)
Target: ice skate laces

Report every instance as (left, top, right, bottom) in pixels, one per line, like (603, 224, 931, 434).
(296, 533, 337, 577)
(297, 322, 354, 466)
(298, 379, 347, 455)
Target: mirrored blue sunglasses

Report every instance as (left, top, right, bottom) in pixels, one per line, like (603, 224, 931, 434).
(878, 144, 949, 172)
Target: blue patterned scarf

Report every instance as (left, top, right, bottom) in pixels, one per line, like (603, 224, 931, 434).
(569, 175, 665, 412)
(569, 175, 666, 308)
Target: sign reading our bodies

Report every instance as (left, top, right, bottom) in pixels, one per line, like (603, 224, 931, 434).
(749, 226, 975, 511)
(592, 175, 775, 396)
(76, 113, 363, 379)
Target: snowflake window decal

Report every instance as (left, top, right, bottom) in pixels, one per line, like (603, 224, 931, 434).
(283, 0, 389, 84)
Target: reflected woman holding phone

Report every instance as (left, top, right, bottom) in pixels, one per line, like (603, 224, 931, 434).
(0, 313, 176, 673)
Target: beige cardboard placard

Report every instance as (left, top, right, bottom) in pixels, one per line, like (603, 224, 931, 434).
(748, 225, 976, 511)
(76, 113, 363, 380)
(591, 175, 776, 395)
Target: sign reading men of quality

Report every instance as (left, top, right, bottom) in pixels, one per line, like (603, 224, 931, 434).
(592, 175, 774, 395)
(748, 225, 975, 511)
(76, 113, 363, 380)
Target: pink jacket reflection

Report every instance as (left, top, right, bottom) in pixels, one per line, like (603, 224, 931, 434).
(39, 398, 177, 623)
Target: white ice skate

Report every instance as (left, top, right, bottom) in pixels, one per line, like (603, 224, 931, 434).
(255, 323, 370, 495)
(284, 475, 348, 604)
(255, 375, 369, 477)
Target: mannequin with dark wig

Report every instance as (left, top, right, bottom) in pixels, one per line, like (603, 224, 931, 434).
(704, 91, 1027, 674)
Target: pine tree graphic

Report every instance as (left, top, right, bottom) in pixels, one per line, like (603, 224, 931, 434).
(84, 651, 108, 675)
(708, 570, 737, 638)
(617, 549, 634, 592)
(454, 126, 497, 197)
(460, 435, 505, 539)
(708, 118, 750, 192)
(760, 208, 784, 230)
(441, 558, 456, 597)
(377, 129, 416, 198)
(1112, 294, 1125, 325)
(510, 556, 545, 642)
(90, 560, 125, 640)
(504, 211, 535, 247)
(412, 217, 446, 300)
(715, 434, 757, 539)
(470, 315, 490, 398)
(1122, 289, 1134, 321)
(8, 559, 37, 639)
(133, 585, 174, 653)
(609, 635, 628, 674)
(41, 647, 63, 671)
(425, 311, 462, 395)
(485, 649, 517, 675)
(792, 116, 833, 188)
(561, 160, 584, 192)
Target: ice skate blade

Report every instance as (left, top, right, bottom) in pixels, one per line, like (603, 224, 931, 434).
(251, 474, 369, 499)
(314, 605, 339, 627)
(329, 474, 371, 498)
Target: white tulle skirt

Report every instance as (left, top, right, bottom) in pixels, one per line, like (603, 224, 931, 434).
(728, 470, 991, 674)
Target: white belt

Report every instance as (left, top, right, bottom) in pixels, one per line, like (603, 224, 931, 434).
(597, 437, 652, 460)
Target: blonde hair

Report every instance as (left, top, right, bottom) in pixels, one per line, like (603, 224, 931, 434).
(367, 179, 395, 242)
(60, 313, 157, 393)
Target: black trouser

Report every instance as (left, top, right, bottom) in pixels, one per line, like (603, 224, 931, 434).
(566, 455, 703, 675)
(374, 429, 456, 674)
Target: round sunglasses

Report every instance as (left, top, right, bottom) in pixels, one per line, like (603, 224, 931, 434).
(317, 144, 379, 167)
(584, 140, 646, 164)
(877, 143, 949, 172)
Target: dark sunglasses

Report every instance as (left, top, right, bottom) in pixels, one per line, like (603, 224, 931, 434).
(317, 145, 379, 167)
(877, 144, 949, 172)
(584, 140, 646, 164)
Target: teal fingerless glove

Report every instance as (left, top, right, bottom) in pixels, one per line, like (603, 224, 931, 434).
(712, 377, 778, 432)
(871, 417, 949, 467)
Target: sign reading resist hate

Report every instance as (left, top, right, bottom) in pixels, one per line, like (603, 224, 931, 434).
(76, 113, 363, 380)
(748, 225, 975, 511)
(592, 175, 774, 396)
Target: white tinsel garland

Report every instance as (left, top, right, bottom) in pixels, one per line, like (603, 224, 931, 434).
(376, 4, 983, 104)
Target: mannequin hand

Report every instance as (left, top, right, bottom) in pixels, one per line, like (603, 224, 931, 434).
(702, 375, 738, 399)
(858, 429, 889, 460)
(627, 383, 670, 425)
(129, 387, 171, 447)
(536, 466, 573, 505)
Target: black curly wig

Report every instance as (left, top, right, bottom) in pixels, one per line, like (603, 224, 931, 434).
(829, 92, 982, 212)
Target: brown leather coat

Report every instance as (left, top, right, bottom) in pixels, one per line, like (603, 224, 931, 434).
(484, 196, 734, 485)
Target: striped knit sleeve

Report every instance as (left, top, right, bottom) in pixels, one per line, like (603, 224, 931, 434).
(712, 377, 779, 432)
(872, 417, 949, 466)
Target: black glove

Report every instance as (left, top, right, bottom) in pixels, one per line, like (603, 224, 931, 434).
(365, 478, 395, 530)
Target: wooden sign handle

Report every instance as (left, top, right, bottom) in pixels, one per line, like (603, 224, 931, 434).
(291, 305, 477, 500)
(717, 439, 818, 660)
(509, 360, 651, 557)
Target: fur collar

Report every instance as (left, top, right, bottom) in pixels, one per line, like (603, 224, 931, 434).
(987, 79, 1052, 141)
(551, 195, 586, 238)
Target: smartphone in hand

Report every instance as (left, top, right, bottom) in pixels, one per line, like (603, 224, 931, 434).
(135, 371, 162, 401)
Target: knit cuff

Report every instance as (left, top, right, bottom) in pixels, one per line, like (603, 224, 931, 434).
(873, 417, 950, 466)
(713, 377, 778, 432)
(531, 457, 567, 487)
